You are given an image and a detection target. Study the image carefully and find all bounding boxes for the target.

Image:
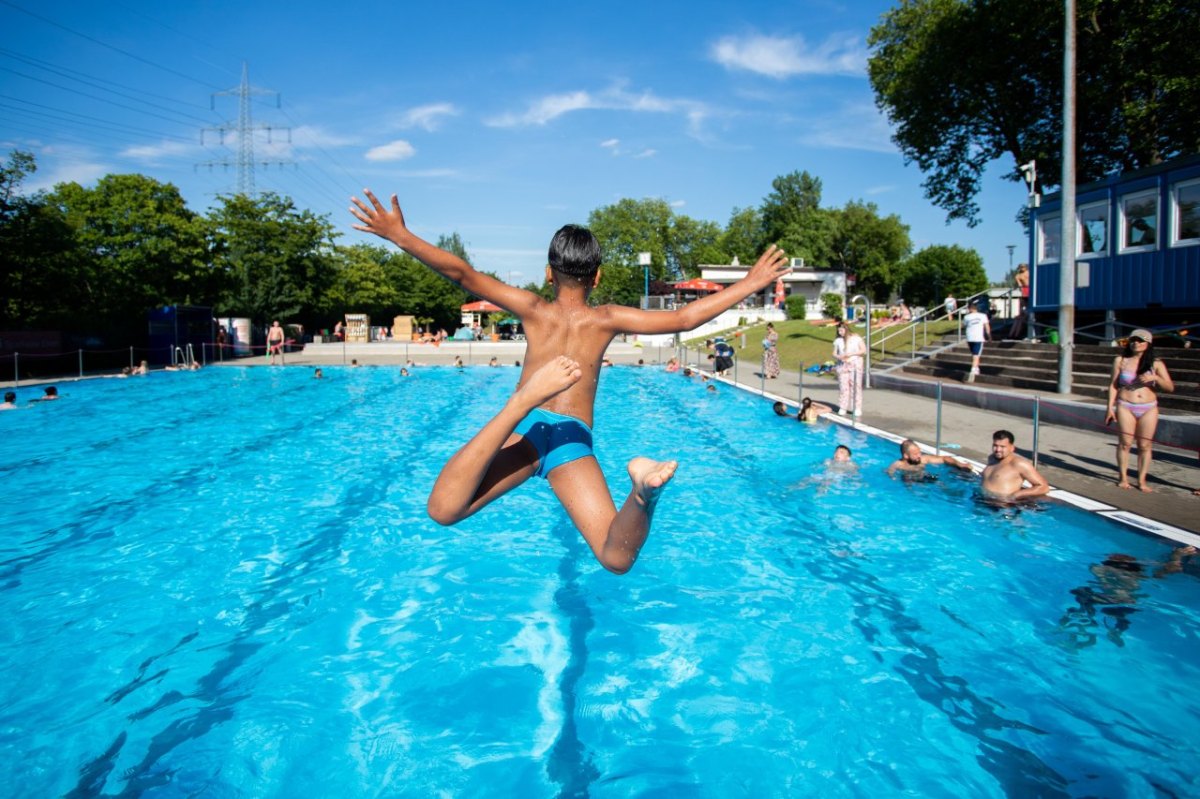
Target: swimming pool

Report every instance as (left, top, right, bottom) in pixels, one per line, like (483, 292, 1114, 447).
(1, 366, 1197, 797)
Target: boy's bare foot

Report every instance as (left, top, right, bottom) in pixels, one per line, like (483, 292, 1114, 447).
(628, 457, 678, 507)
(512, 356, 582, 411)
(1117, 480, 1132, 489)
(1138, 483, 1153, 493)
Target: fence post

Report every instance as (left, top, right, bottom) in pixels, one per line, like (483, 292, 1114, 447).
(78, 349, 83, 378)
(342, 337, 347, 366)
(130, 347, 134, 370)
(798, 361, 804, 406)
(1032, 396, 1041, 470)
(13, 353, 18, 387)
(935, 381, 943, 455)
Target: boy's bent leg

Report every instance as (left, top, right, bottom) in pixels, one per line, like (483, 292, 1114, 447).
(427, 356, 582, 524)
(548, 456, 677, 575)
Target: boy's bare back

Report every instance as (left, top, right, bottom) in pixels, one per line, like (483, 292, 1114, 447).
(351, 188, 792, 426)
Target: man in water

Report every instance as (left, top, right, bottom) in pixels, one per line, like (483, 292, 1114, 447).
(351, 188, 791, 574)
(886, 438, 972, 478)
(0, 391, 17, 410)
(980, 429, 1049, 501)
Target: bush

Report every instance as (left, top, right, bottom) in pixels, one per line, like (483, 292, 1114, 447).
(821, 293, 843, 320)
(784, 295, 808, 320)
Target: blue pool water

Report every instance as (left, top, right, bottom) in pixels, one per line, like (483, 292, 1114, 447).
(1, 366, 1198, 798)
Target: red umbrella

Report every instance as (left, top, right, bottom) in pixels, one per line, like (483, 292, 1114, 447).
(674, 278, 724, 292)
(461, 300, 503, 313)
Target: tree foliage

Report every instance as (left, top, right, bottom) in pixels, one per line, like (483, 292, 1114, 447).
(827, 201, 912, 302)
(0, 151, 79, 331)
(208, 192, 338, 326)
(896, 244, 988, 307)
(869, 0, 1200, 225)
(48, 174, 209, 339)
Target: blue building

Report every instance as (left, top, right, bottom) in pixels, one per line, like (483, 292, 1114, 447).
(1030, 153, 1200, 336)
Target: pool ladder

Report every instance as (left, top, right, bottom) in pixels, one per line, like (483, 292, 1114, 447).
(173, 343, 196, 367)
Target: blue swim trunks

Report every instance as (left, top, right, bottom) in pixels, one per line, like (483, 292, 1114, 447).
(513, 408, 594, 478)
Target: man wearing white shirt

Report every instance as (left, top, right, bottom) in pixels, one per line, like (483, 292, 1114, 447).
(963, 302, 991, 382)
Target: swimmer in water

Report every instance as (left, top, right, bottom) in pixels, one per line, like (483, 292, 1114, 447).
(979, 429, 1049, 502)
(886, 438, 972, 480)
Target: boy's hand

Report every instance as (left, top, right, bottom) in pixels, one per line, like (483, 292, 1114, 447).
(744, 244, 792, 289)
(350, 189, 409, 244)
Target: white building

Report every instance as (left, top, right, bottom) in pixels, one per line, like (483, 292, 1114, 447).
(698, 257, 847, 319)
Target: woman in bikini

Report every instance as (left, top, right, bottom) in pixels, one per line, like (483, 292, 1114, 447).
(1105, 329, 1174, 492)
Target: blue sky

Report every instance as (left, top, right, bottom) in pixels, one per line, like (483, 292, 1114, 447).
(1, 0, 1030, 286)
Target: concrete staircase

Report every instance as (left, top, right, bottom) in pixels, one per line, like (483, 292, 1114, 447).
(875, 339, 1200, 414)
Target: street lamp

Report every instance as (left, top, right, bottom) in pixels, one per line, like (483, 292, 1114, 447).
(637, 252, 651, 309)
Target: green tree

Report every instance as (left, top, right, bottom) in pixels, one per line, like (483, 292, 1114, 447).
(48, 174, 209, 338)
(0, 151, 78, 330)
(586, 198, 728, 304)
(896, 244, 987, 307)
(325, 243, 401, 320)
(868, 0, 1200, 225)
(719, 206, 766, 265)
(208, 192, 338, 327)
(827, 201, 912, 302)
(761, 170, 823, 245)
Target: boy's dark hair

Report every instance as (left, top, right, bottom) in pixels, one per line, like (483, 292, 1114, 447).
(993, 429, 1015, 444)
(835, 445, 852, 457)
(548, 224, 601, 281)
(4, 391, 14, 402)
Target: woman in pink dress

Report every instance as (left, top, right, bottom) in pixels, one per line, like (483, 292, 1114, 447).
(833, 321, 865, 417)
(762, 322, 781, 378)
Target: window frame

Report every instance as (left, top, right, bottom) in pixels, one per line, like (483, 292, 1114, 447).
(1037, 213, 1061, 264)
(1171, 177, 1200, 247)
(1076, 200, 1110, 259)
(1118, 189, 1158, 253)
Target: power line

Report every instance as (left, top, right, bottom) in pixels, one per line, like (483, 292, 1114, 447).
(0, 48, 220, 115)
(0, 0, 223, 90)
(0, 66, 218, 127)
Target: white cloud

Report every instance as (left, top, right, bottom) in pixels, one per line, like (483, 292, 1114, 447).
(865, 184, 895, 196)
(392, 103, 460, 131)
(634, 148, 657, 159)
(600, 138, 620, 149)
(365, 140, 417, 162)
(121, 140, 195, 164)
(798, 101, 896, 154)
(486, 85, 708, 132)
(711, 32, 866, 79)
(669, 199, 686, 208)
(27, 160, 108, 192)
(290, 125, 359, 148)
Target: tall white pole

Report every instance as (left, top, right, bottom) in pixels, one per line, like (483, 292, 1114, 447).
(1057, 0, 1076, 394)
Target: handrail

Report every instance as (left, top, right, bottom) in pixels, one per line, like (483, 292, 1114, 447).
(867, 287, 993, 362)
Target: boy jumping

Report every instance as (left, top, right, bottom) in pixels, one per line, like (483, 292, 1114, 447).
(351, 190, 791, 573)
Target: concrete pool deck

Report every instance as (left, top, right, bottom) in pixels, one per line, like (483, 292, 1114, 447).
(221, 339, 1200, 540)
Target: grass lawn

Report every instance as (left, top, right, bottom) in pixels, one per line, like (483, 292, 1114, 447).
(683, 318, 961, 372)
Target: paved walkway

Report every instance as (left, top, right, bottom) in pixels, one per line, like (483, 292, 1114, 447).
(226, 339, 1200, 538)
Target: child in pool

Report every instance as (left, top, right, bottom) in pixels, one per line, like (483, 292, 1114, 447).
(351, 189, 792, 573)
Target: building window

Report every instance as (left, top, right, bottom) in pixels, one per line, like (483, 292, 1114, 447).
(1077, 201, 1108, 257)
(1038, 213, 1060, 263)
(1173, 178, 1200, 246)
(1120, 191, 1157, 251)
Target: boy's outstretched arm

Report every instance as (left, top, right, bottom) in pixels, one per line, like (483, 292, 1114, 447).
(604, 244, 792, 335)
(350, 189, 536, 314)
